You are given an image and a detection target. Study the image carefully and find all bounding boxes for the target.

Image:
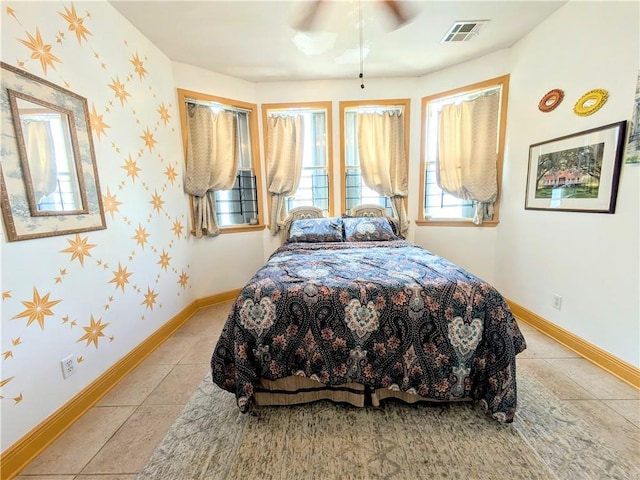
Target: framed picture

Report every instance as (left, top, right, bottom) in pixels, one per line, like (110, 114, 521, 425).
(624, 70, 640, 164)
(525, 121, 627, 213)
(0, 62, 106, 241)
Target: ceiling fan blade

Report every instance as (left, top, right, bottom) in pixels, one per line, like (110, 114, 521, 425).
(381, 0, 413, 28)
(292, 0, 326, 32)
(292, 0, 415, 32)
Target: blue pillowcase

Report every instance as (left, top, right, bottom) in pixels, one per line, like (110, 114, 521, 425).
(288, 216, 399, 242)
(342, 217, 399, 242)
(288, 217, 344, 243)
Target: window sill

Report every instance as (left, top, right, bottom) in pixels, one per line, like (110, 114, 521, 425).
(191, 224, 266, 236)
(220, 224, 266, 234)
(415, 219, 499, 227)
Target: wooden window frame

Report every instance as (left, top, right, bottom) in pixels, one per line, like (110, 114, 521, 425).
(261, 101, 334, 219)
(339, 98, 411, 215)
(417, 75, 510, 227)
(177, 88, 264, 234)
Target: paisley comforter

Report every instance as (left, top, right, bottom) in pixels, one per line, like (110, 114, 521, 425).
(211, 240, 526, 422)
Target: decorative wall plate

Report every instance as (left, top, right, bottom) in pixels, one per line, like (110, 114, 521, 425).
(538, 89, 564, 112)
(574, 89, 609, 116)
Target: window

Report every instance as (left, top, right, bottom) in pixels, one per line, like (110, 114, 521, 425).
(340, 99, 410, 216)
(177, 89, 263, 234)
(214, 111, 258, 226)
(19, 110, 82, 212)
(419, 75, 509, 226)
(262, 102, 333, 215)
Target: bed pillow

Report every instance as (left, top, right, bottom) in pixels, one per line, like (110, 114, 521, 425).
(288, 217, 344, 243)
(343, 216, 399, 242)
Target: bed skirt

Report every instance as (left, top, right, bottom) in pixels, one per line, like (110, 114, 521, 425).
(255, 376, 367, 407)
(254, 376, 469, 409)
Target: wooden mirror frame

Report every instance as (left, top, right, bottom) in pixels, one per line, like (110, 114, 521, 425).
(538, 89, 564, 113)
(0, 62, 106, 241)
(573, 89, 609, 117)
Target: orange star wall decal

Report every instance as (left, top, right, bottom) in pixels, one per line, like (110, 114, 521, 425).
(171, 220, 184, 238)
(141, 286, 158, 310)
(157, 102, 171, 125)
(76, 315, 109, 348)
(58, 4, 92, 44)
(102, 188, 123, 219)
(61, 234, 96, 266)
(164, 165, 178, 184)
(12, 287, 62, 330)
(108, 76, 131, 105)
(109, 262, 132, 292)
(89, 104, 110, 140)
(130, 52, 147, 80)
(178, 271, 189, 288)
(158, 250, 171, 270)
(132, 224, 150, 248)
(122, 154, 142, 182)
(54, 268, 69, 285)
(0, 376, 14, 386)
(150, 191, 165, 212)
(17, 27, 61, 74)
(140, 127, 157, 151)
(2, 291, 12, 300)
(0, 376, 15, 399)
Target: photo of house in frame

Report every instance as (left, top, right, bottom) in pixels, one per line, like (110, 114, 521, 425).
(625, 70, 640, 164)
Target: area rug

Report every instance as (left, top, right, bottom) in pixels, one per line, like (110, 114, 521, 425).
(137, 373, 639, 480)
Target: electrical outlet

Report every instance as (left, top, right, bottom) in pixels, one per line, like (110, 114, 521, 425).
(61, 354, 76, 379)
(552, 294, 562, 310)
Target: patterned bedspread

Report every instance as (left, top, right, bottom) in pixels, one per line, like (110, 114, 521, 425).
(211, 240, 526, 422)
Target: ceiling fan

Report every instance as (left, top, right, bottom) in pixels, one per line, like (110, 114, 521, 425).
(293, 0, 414, 32)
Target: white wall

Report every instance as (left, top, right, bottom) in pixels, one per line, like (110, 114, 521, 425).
(257, 77, 422, 258)
(495, 0, 639, 366)
(173, 72, 424, 261)
(239, 49, 513, 284)
(1, 1, 192, 450)
(171, 63, 266, 298)
(412, 49, 513, 282)
(2, 0, 637, 457)
(171, 0, 640, 370)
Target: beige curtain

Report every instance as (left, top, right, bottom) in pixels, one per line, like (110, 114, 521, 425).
(437, 92, 499, 225)
(356, 111, 409, 236)
(266, 115, 304, 235)
(24, 121, 57, 202)
(184, 104, 238, 237)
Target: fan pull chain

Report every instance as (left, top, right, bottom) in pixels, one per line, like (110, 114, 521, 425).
(358, 0, 365, 89)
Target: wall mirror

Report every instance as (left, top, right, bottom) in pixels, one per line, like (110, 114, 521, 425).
(573, 88, 609, 117)
(1, 62, 106, 241)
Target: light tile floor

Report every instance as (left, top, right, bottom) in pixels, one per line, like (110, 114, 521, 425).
(14, 302, 640, 479)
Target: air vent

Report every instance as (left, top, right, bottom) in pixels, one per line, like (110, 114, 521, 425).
(441, 20, 489, 43)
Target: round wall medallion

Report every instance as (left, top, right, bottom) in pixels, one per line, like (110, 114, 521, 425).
(573, 89, 609, 116)
(538, 89, 564, 112)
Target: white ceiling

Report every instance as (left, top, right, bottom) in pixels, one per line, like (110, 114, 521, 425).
(110, 0, 567, 83)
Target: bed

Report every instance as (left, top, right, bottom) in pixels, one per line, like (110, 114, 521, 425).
(211, 206, 526, 423)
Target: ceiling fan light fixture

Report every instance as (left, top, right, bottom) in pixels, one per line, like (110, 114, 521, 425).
(291, 32, 338, 56)
(441, 20, 489, 43)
